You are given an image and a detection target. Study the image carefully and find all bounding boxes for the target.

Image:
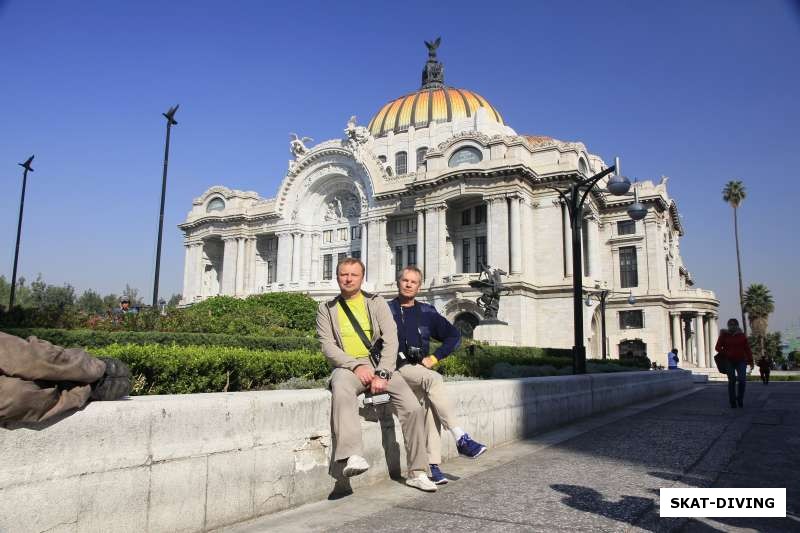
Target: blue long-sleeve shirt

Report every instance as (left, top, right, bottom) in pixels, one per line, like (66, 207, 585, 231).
(388, 298, 461, 364)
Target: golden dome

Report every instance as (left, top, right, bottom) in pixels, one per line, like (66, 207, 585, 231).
(367, 87, 504, 137)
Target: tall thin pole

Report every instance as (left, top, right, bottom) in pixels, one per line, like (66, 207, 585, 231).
(152, 105, 179, 307)
(569, 184, 586, 374)
(10, 155, 34, 309)
(600, 290, 608, 360)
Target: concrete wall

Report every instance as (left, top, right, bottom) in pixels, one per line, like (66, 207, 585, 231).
(0, 370, 693, 533)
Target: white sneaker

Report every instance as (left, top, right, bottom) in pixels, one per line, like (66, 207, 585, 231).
(405, 471, 437, 492)
(343, 455, 370, 477)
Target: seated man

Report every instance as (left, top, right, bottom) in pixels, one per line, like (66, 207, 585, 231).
(316, 258, 436, 492)
(389, 266, 486, 485)
(0, 332, 131, 424)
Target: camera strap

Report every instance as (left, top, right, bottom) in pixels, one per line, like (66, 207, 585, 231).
(338, 296, 379, 369)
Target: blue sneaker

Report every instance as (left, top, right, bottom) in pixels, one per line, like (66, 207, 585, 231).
(429, 464, 448, 485)
(456, 434, 486, 458)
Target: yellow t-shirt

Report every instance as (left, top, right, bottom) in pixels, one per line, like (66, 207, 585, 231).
(337, 293, 372, 358)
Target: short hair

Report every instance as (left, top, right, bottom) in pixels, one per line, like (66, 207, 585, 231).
(727, 318, 740, 327)
(672, 348, 678, 353)
(396, 265, 423, 282)
(336, 257, 365, 275)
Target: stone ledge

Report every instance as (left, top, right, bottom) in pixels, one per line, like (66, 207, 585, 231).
(0, 370, 694, 533)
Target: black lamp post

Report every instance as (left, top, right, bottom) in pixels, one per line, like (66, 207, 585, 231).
(584, 288, 636, 360)
(152, 105, 179, 308)
(548, 157, 646, 374)
(9, 155, 34, 309)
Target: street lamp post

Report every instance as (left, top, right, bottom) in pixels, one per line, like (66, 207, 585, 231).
(9, 155, 34, 309)
(585, 288, 637, 360)
(152, 105, 179, 308)
(548, 157, 645, 374)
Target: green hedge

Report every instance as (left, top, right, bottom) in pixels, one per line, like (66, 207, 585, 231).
(1, 328, 319, 351)
(90, 344, 329, 395)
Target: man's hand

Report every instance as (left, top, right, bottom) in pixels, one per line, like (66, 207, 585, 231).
(353, 365, 374, 386)
(421, 356, 437, 369)
(370, 376, 388, 394)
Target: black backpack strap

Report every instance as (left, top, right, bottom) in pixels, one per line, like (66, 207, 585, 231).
(338, 296, 379, 368)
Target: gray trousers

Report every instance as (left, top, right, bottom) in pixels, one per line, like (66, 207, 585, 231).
(330, 362, 427, 474)
(398, 363, 460, 465)
(0, 332, 106, 423)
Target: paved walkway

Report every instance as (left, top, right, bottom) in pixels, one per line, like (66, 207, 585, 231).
(221, 382, 800, 532)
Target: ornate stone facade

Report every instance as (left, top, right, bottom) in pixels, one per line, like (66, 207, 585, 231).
(179, 42, 718, 364)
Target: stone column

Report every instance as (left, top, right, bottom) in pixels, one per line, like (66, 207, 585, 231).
(695, 313, 707, 368)
(310, 233, 321, 281)
(360, 222, 369, 282)
(234, 238, 246, 295)
(704, 316, 713, 363)
(438, 206, 450, 277)
(276, 232, 293, 283)
(424, 207, 441, 282)
(194, 243, 205, 299)
(487, 197, 509, 272)
(291, 233, 302, 282)
(563, 202, 572, 277)
(378, 217, 389, 284)
(709, 315, 719, 356)
(509, 196, 522, 275)
(182, 244, 192, 302)
(221, 237, 238, 295)
(670, 313, 681, 358)
(245, 238, 258, 294)
(416, 209, 425, 276)
(300, 232, 312, 281)
(587, 217, 599, 279)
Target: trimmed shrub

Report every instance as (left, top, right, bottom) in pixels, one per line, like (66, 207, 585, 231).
(0, 328, 319, 351)
(89, 344, 329, 395)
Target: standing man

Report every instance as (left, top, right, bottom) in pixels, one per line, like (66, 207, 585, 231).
(316, 258, 436, 492)
(667, 348, 679, 370)
(389, 266, 486, 485)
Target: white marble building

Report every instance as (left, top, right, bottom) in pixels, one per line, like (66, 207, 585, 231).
(179, 41, 718, 365)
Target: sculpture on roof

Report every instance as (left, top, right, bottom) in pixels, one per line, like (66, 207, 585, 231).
(289, 133, 313, 158)
(344, 115, 371, 147)
(421, 37, 444, 89)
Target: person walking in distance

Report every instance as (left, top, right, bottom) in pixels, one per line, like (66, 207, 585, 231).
(715, 318, 754, 408)
(389, 266, 486, 485)
(316, 258, 436, 492)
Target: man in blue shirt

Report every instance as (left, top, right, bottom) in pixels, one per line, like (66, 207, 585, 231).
(389, 266, 486, 485)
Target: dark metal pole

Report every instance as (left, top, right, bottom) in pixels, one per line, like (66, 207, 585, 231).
(569, 184, 586, 374)
(152, 105, 178, 308)
(600, 290, 608, 360)
(10, 155, 34, 309)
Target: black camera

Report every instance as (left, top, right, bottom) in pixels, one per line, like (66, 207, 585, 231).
(403, 346, 424, 364)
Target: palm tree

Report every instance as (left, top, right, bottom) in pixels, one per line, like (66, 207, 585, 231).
(744, 283, 775, 360)
(722, 180, 747, 335)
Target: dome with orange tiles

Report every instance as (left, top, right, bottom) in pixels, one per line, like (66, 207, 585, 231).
(367, 39, 504, 137)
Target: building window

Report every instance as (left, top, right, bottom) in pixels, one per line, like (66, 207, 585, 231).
(395, 151, 407, 175)
(352, 250, 360, 259)
(407, 244, 417, 266)
(448, 146, 482, 167)
(617, 220, 635, 235)
(266, 237, 277, 251)
(323, 254, 333, 280)
(416, 147, 427, 170)
(475, 204, 487, 224)
(338, 228, 348, 241)
(394, 219, 404, 235)
(338, 252, 347, 264)
(462, 239, 471, 273)
(578, 157, 588, 176)
(267, 260, 275, 283)
(619, 310, 644, 329)
(351, 226, 361, 240)
(408, 217, 417, 233)
(619, 246, 639, 288)
(206, 197, 225, 212)
(323, 230, 333, 243)
(476, 236, 487, 269)
(461, 209, 472, 226)
(395, 246, 404, 273)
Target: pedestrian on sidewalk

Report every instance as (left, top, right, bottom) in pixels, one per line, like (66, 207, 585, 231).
(316, 258, 436, 492)
(389, 266, 487, 485)
(757, 355, 772, 385)
(667, 348, 679, 370)
(714, 318, 754, 408)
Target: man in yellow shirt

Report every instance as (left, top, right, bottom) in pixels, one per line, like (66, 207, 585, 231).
(316, 258, 436, 492)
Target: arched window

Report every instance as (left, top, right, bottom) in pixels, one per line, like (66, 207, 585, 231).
(578, 157, 588, 175)
(395, 151, 407, 175)
(448, 146, 482, 167)
(416, 147, 428, 170)
(206, 198, 225, 212)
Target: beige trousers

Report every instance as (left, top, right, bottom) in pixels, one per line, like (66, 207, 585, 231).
(0, 332, 106, 423)
(330, 361, 428, 473)
(398, 363, 459, 465)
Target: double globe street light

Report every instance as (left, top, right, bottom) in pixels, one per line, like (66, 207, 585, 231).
(584, 288, 636, 361)
(548, 157, 647, 374)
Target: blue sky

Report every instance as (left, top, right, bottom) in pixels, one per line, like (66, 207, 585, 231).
(1, 0, 798, 332)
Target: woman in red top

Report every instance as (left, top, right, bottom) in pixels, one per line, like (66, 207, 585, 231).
(715, 318, 754, 408)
